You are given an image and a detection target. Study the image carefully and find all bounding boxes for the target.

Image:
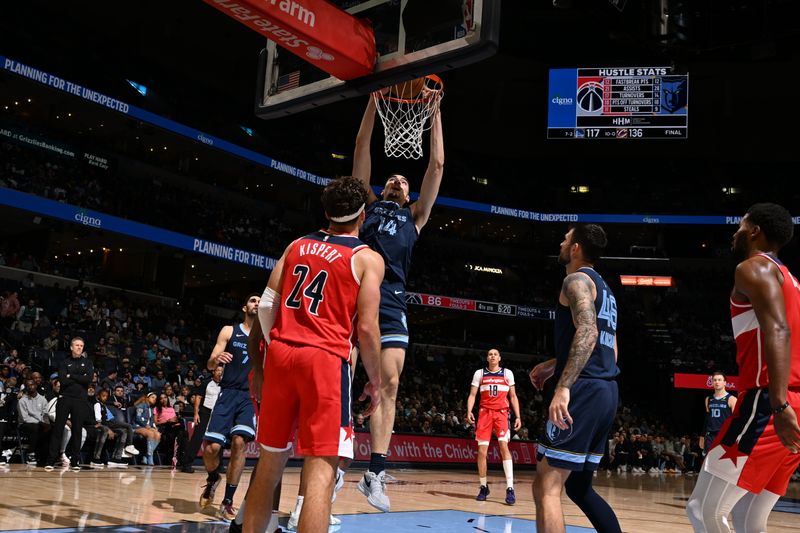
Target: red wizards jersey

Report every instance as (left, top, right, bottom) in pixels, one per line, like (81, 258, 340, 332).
(471, 367, 515, 410)
(271, 231, 369, 360)
(731, 253, 800, 390)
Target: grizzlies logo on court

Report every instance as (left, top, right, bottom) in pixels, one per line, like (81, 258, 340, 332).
(545, 419, 573, 444)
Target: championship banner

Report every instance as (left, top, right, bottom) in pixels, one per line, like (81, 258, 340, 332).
(674, 373, 740, 390)
(202, 0, 376, 80)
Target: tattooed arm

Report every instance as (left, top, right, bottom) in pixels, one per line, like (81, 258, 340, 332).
(548, 272, 598, 429)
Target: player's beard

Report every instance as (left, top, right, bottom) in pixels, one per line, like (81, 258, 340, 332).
(731, 232, 748, 260)
(557, 248, 570, 266)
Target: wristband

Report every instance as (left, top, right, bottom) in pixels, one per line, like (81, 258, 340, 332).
(771, 401, 790, 415)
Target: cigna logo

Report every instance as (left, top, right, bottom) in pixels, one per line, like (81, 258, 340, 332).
(551, 95, 573, 105)
(197, 134, 214, 146)
(74, 209, 102, 228)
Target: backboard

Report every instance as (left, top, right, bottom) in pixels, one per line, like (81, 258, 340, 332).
(256, 0, 500, 119)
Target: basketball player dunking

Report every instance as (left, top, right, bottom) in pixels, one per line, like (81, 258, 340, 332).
(687, 203, 800, 533)
(242, 176, 384, 533)
(703, 372, 736, 456)
(352, 96, 444, 512)
(199, 294, 260, 521)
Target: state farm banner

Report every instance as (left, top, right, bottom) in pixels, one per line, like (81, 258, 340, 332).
(203, 0, 376, 80)
(674, 373, 740, 390)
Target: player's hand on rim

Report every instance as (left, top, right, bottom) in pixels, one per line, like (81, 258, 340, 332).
(549, 386, 573, 430)
(774, 404, 800, 454)
(358, 381, 381, 417)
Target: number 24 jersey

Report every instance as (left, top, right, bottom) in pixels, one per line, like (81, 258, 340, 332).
(271, 231, 369, 360)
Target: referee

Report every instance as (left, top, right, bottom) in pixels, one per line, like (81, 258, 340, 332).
(184, 366, 223, 471)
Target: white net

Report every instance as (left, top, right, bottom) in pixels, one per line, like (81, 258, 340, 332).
(372, 76, 444, 159)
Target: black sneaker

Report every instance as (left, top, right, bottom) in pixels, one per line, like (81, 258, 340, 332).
(476, 485, 490, 501)
(180, 464, 195, 474)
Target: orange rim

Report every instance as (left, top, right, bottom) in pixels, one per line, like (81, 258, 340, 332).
(375, 74, 444, 104)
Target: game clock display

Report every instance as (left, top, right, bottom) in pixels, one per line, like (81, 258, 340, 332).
(547, 67, 688, 139)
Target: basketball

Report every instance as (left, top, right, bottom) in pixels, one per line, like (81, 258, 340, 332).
(389, 77, 426, 100)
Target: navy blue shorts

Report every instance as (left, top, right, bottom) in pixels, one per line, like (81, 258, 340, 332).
(704, 431, 718, 454)
(205, 388, 256, 446)
(379, 284, 409, 350)
(537, 378, 618, 471)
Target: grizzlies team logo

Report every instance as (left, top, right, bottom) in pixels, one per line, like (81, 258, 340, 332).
(545, 419, 573, 444)
(660, 76, 688, 114)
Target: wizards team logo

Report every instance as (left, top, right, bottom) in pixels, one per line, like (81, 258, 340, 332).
(545, 419, 573, 444)
(576, 77, 604, 114)
(660, 76, 688, 114)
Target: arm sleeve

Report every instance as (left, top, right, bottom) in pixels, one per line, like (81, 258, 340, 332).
(257, 287, 280, 341)
(471, 369, 482, 388)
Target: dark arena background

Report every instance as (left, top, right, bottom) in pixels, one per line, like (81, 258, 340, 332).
(1, 1, 800, 532)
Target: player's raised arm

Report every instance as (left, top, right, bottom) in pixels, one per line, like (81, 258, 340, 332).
(411, 108, 444, 232)
(355, 249, 385, 416)
(353, 98, 379, 205)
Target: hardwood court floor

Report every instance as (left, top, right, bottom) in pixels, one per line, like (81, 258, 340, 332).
(0, 464, 798, 532)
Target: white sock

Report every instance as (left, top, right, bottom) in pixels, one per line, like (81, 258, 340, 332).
(293, 495, 304, 516)
(479, 477, 487, 487)
(266, 510, 278, 532)
(503, 459, 514, 489)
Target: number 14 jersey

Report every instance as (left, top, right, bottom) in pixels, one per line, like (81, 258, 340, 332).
(271, 230, 369, 360)
(472, 367, 515, 410)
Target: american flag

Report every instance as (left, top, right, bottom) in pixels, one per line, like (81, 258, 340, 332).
(276, 71, 300, 92)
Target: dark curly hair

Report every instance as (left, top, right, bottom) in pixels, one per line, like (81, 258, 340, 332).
(569, 223, 608, 263)
(746, 203, 793, 248)
(321, 176, 368, 223)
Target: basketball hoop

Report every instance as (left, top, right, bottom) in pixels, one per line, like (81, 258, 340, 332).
(373, 75, 444, 160)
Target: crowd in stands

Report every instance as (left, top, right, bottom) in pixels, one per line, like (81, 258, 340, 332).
(0, 274, 220, 467)
(0, 137, 296, 260)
